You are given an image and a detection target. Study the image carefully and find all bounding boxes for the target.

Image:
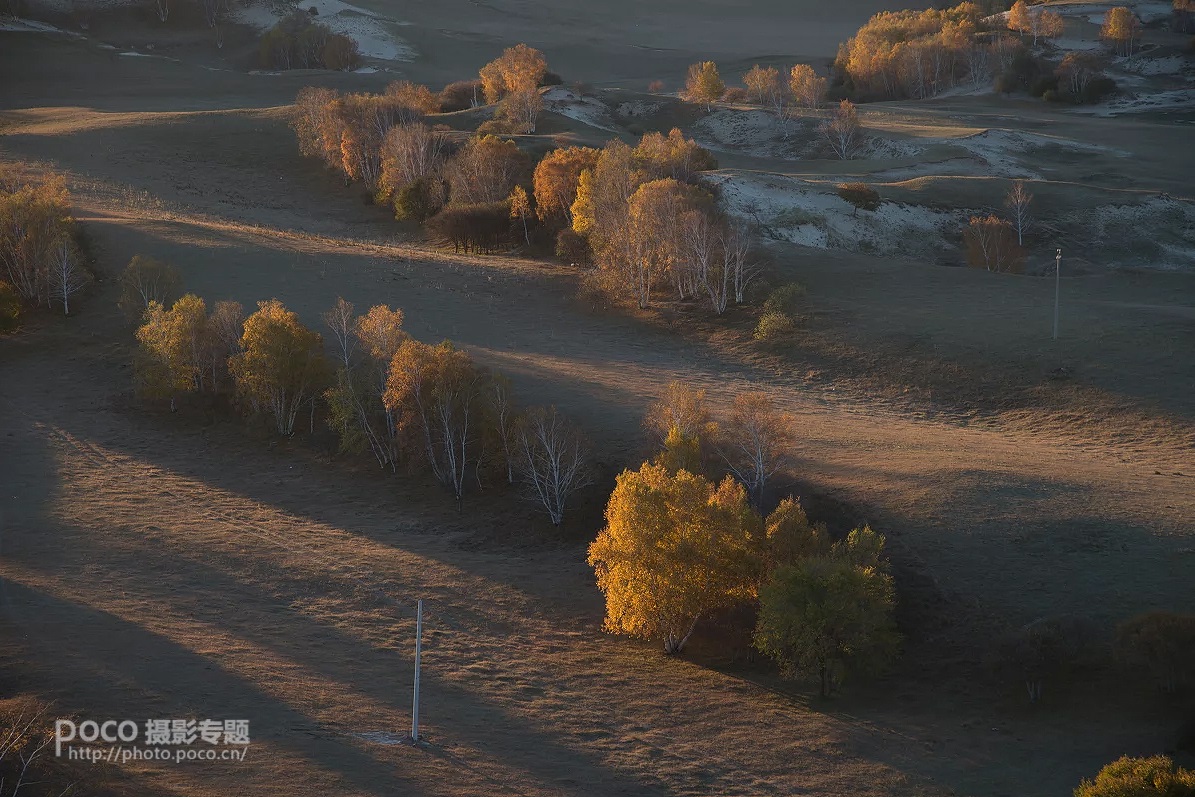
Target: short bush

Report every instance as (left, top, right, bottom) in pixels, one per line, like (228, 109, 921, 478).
(477, 117, 517, 135)
(393, 177, 443, 223)
(1030, 75, 1059, 98)
(0, 280, 21, 332)
(1080, 76, 1117, 105)
(554, 228, 591, 266)
(1074, 755, 1195, 797)
(540, 71, 564, 87)
(439, 80, 483, 112)
(722, 87, 748, 103)
(754, 311, 797, 341)
(762, 282, 806, 315)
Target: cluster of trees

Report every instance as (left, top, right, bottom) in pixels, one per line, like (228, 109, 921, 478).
(564, 134, 763, 311)
(478, 43, 549, 134)
(587, 382, 899, 695)
(1101, 6, 1144, 57)
(1176, 0, 1195, 33)
(0, 170, 90, 318)
(996, 610, 1195, 705)
(963, 180, 1033, 273)
(835, 3, 1018, 99)
(259, 11, 361, 71)
(1008, 0, 1064, 47)
(128, 264, 591, 522)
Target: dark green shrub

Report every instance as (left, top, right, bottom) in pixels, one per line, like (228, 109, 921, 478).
(554, 228, 591, 266)
(0, 280, 20, 332)
(393, 177, 443, 223)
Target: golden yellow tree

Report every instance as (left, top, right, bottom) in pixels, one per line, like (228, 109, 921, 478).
(479, 43, 548, 103)
(685, 61, 725, 111)
(789, 64, 827, 109)
(533, 146, 600, 225)
(229, 299, 330, 435)
(588, 463, 761, 653)
(1101, 6, 1141, 56)
(743, 65, 780, 105)
(509, 185, 532, 245)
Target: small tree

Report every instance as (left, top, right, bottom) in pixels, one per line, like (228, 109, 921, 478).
(754, 556, 899, 697)
(588, 463, 761, 654)
(118, 255, 180, 322)
(743, 65, 780, 105)
(1114, 611, 1195, 693)
(518, 405, 592, 525)
(718, 391, 795, 509)
(789, 64, 827, 110)
(479, 43, 548, 103)
(821, 99, 863, 160)
(964, 215, 1025, 273)
(1074, 756, 1195, 797)
(1004, 180, 1033, 245)
(503, 88, 543, 134)
(509, 185, 532, 245)
(836, 182, 881, 217)
(997, 615, 1100, 703)
(48, 239, 89, 315)
(229, 299, 330, 435)
(685, 61, 725, 112)
(643, 381, 715, 449)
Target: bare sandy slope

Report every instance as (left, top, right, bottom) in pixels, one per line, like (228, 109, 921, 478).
(1, 32, 1194, 797)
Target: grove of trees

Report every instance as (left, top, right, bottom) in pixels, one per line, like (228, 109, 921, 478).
(259, 11, 361, 71)
(0, 170, 90, 317)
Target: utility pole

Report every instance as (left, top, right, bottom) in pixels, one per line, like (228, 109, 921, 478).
(1053, 248, 1061, 340)
(411, 599, 423, 743)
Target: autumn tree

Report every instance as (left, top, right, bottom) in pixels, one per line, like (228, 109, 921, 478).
(1114, 611, 1195, 693)
(1101, 6, 1142, 56)
(789, 64, 827, 109)
(1056, 51, 1104, 99)
(754, 554, 899, 696)
(518, 405, 592, 525)
(679, 210, 756, 313)
(588, 463, 761, 653)
(821, 100, 863, 160)
(444, 135, 528, 205)
(134, 293, 222, 409)
(117, 255, 181, 323)
(632, 128, 718, 184)
(384, 339, 491, 504)
(533, 146, 600, 226)
(0, 174, 74, 307)
(1004, 180, 1032, 245)
(488, 372, 520, 483)
(502, 88, 544, 134)
(718, 391, 795, 509)
(378, 123, 447, 206)
(479, 43, 548, 104)
(384, 80, 440, 114)
(762, 497, 830, 573)
(617, 178, 711, 307)
(743, 65, 781, 107)
(229, 299, 330, 435)
(964, 214, 1024, 273)
(837, 182, 881, 217)
(685, 61, 725, 111)
(509, 185, 532, 245)
(1074, 756, 1195, 797)
(643, 380, 715, 449)
(327, 303, 407, 467)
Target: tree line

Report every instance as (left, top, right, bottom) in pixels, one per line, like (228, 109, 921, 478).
(291, 46, 770, 314)
(259, 10, 361, 71)
(124, 259, 591, 524)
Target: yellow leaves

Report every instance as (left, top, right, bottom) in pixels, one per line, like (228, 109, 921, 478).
(354, 304, 406, 363)
(1101, 6, 1141, 54)
(479, 43, 547, 104)
(569, 169, 596, 235)
(533, 146, 600, 223)
(685, 61, 725, 108)
(587, 463, 760, 650)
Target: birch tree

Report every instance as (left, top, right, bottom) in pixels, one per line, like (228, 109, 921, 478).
(719, 391, 795, 509)
(229, 299, 330, 435)
(49, 240, 89, 316)
(518, 405, 592, 525)
(117, 255, 181, 322)
(1004, 180, 1033, 246)
(821, 100, 863, 160)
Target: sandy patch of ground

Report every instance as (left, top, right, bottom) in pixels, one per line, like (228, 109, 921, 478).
(542, 87, 618, 132)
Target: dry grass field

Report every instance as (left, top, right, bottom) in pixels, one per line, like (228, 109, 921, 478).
(0, 1, 1193, 794)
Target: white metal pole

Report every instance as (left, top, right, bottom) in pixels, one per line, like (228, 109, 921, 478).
(1053, 248, 1061, 340)
(412, 599, 422, 741)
